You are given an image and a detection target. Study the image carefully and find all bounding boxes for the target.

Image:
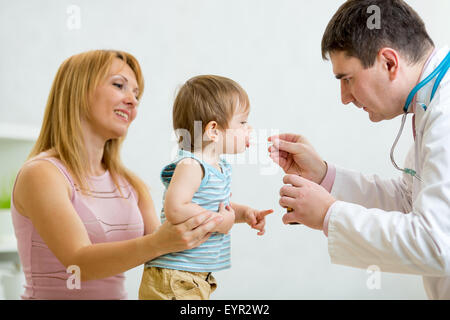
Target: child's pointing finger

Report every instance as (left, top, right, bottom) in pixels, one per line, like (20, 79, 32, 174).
(260, 209, 274, 218)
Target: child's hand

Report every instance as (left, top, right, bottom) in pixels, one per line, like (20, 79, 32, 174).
(243, 208, 274, 236)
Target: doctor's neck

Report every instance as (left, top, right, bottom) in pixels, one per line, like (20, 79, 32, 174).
(401, 46, 435, 113)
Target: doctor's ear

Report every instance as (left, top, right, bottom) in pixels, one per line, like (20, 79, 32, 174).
(204, 121, 220, 142)
(378, 48, 400, 80)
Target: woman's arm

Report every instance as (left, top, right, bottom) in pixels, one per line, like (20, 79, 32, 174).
(164, 158, 235, 234)
(134, 178, 161, 235)
(13, 160, 223, 281)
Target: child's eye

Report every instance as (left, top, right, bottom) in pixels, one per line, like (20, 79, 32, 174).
(241, 121, 247, 125)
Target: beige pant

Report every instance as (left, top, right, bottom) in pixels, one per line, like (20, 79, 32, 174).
(139, 267, 217, 300)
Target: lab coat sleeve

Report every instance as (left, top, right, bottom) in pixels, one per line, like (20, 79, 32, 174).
(331, 161, 413, 213)
(327, 89, 450, 277)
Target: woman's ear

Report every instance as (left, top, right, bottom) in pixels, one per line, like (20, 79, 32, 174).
(204, 121, 219, 142)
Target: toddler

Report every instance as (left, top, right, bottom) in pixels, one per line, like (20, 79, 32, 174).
(139, 75, 273, 300)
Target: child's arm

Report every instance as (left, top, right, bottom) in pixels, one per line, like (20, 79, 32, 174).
(164, 158, 235, 234)
(231, 202, 273, 236)
(230, 202, 252, 224)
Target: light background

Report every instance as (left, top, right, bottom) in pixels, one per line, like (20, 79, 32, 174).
(1, 0, 449, 299)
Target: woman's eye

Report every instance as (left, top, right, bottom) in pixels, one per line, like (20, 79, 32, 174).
(113, 83, 123, 89)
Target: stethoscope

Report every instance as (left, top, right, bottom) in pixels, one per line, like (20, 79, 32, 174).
(390, 51, 450, 181)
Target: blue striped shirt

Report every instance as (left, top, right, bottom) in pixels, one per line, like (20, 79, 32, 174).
(146, 149, 232, 272)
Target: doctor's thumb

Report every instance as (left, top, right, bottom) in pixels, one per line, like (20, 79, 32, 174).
(282, 212, 300, 225)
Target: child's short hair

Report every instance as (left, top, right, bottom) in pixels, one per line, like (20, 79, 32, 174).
(173, 75, 250, 150)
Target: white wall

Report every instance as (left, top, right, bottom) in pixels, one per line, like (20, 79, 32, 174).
(1, 0, 449, 299)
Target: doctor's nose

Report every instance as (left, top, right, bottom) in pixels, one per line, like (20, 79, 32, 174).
(340, 81, 355, 105)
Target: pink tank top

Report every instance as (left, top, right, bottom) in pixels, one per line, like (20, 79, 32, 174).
(11, 153, 144, 299)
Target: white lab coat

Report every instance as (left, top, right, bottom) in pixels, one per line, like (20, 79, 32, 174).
(327, 46, 450, 299)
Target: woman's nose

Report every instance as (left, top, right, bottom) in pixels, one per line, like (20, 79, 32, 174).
(124, 90, 138, 107)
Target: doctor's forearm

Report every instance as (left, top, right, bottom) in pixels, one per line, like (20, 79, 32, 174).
(327, 201, 449, 276)
(332, 166, 412, 213)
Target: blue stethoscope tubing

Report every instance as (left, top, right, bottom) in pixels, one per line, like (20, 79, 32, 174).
(390, 51, 450, 180)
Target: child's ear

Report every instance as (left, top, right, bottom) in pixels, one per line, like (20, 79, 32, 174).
(204, 121, 219, 142)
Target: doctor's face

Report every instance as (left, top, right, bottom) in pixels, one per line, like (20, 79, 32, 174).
(330, 51, 403, 122)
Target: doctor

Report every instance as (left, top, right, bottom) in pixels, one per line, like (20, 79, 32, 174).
(269, 0, 450, 299)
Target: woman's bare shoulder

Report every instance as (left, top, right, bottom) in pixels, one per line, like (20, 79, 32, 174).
(13, 153, 72, 216)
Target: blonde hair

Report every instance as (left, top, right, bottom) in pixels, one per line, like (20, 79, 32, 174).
(29, 49, 147, 200)
(173, 75, 250, 150)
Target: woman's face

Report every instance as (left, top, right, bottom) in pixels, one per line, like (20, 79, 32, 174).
(86, 58, 140, 141)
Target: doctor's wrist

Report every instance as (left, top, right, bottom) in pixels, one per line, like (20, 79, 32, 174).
(322, 200, 339, 237)
(313, 160, 328, 185)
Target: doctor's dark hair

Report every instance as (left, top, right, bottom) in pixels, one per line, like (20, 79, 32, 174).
(321, 0, 434, 68)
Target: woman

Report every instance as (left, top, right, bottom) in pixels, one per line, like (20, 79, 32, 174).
(11, 50, 223, 299)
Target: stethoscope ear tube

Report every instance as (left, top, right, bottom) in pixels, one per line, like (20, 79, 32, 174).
(389, 112, 423, 181)
(390, 51, 450, 181)
(390, 112, 408, 172)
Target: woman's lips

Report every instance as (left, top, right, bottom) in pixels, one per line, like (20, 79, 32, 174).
(114, 109, 130, 122)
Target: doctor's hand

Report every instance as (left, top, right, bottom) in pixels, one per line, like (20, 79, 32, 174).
(279, 174, 336, 229)
(268, 133, 327, 185)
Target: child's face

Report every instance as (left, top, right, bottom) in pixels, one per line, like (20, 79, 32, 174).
(221, 106, 252, 154)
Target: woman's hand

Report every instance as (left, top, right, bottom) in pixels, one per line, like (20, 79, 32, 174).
(268, 133, 327, 184)
(213, 203, 236, 234)
(151, 211, 224, 255)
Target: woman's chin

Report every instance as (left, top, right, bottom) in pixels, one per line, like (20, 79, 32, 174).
(107, 127, 129, 140)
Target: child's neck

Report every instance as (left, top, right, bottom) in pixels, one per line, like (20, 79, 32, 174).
(192, 143, 222, 171)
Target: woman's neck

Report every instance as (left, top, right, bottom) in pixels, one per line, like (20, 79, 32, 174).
(80, 120, 107, 176)
(84, 141, 107, 176)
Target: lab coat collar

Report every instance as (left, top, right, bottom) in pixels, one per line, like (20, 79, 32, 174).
(413, 46, 450, 138)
